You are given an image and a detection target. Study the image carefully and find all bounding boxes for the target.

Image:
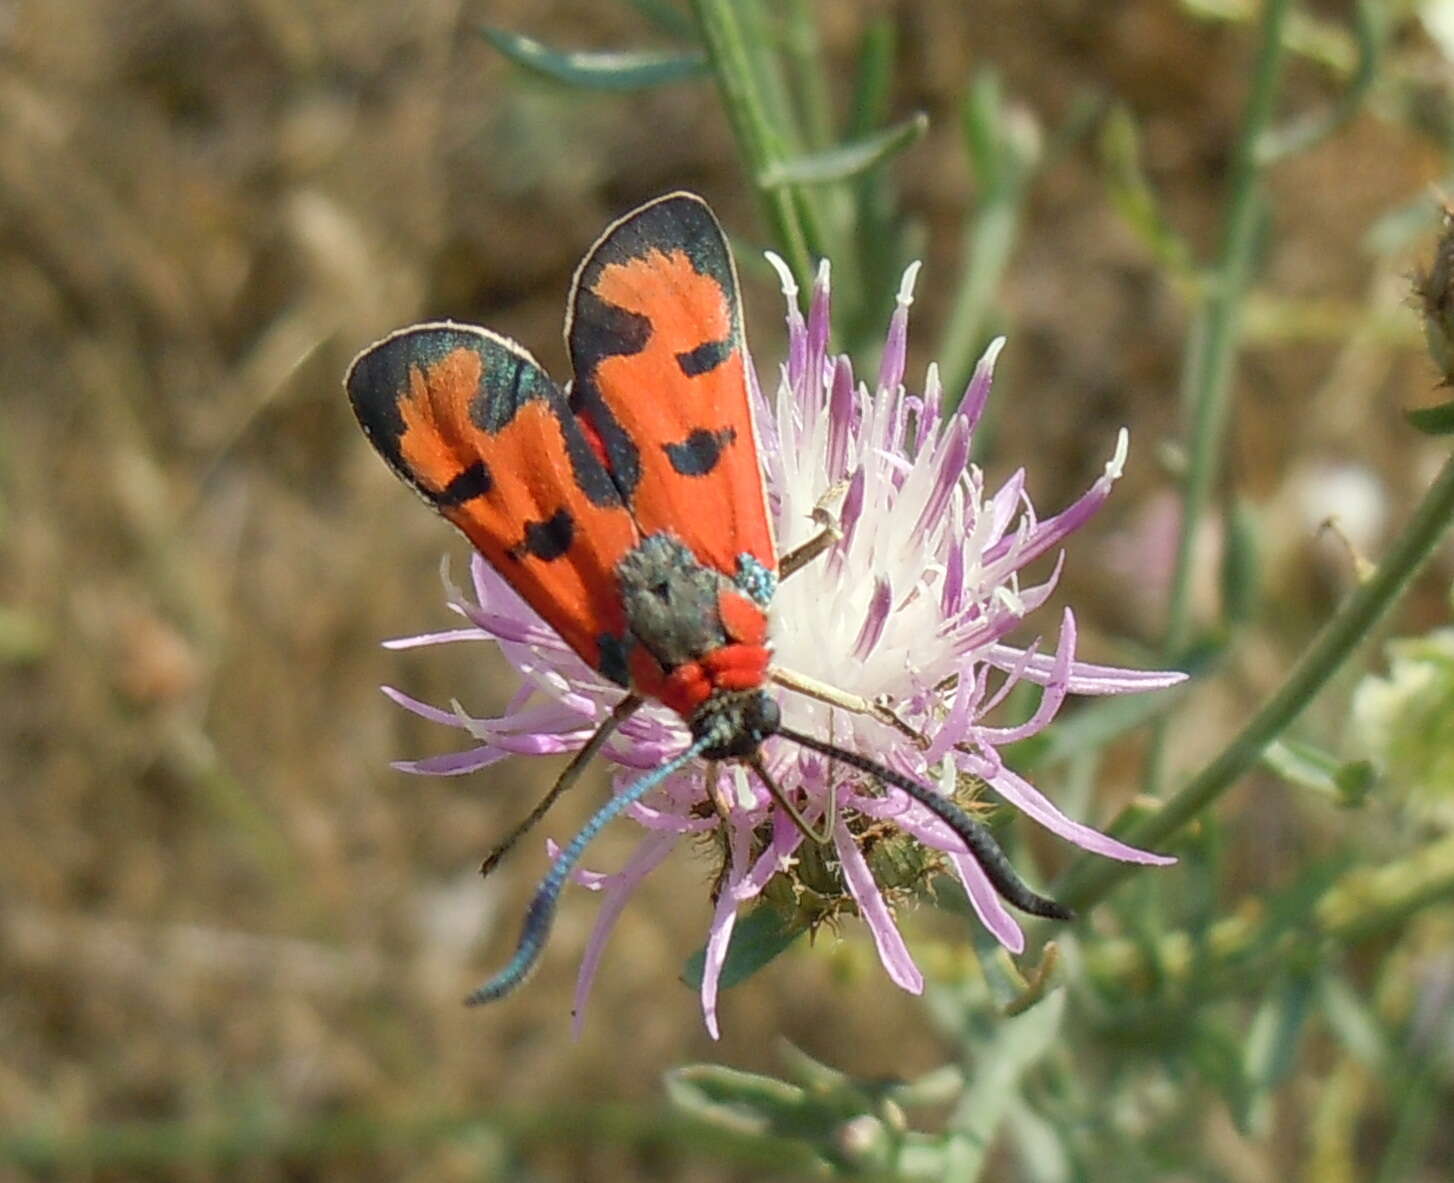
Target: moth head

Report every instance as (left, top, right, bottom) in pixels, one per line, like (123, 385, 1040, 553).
(690, 689, 780, 761)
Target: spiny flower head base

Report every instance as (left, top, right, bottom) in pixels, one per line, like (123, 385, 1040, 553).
(385, 256, 1183, 1037)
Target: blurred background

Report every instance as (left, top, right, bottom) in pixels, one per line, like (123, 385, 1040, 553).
(3, 1, 1453, 1178)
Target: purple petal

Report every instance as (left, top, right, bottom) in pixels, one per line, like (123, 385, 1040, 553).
(909, 414, 970, 546)
(487, 701, 601, 735)
(744, 346, 783, 490)
(834, 819, 923, 993)
(978, 640, 1039, 718)
(825, 357, 856, 481)
(805, 259, 832, 392)
(381, 685, 467, 727)
(701, 824, 750, 1039)
(924, 663, 981, 763)
(857, 788, 1027, 955)
(977, 608, 1075, 744)
(875, 261, 920, 396)
(382, 627, 490, 650)
(740, 808, 805, 897)
(390, 747, 505, 776)
(990, 764, 1176, 865)
(984, 646, 1188, 694)
(917, 365, 943, 451)
(950, 851, 1025, 953)
(985, 468, 1027, 545)
(571, 830, 679, 1038)
(603, 739, 681, 770)
(623, 801, 713, 833)
(957, 336, 1005, 434)
(487, 730, 590, 757)
(544, 837, 609, 889)
(945, 559, 1063, 655)
(983, 429, 1128, 574)
(941, 530, 966, 618)
(459, 608, 563, 648)
(609, 733, 688, 768)
(765, 251, 808, 391)
(830, 466, 867, 579)
(851, 576, 893, 661)
(469, 552, 525, 611)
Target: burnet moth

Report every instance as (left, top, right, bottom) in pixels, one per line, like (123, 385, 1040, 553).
(345, 193, 1072, 1005)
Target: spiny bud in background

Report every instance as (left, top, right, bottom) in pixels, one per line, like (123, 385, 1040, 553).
(1414, 203, 1454, 387)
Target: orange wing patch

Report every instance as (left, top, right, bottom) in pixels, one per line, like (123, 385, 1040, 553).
(347, 323, 639, 678)
(565, 192, 776, 578)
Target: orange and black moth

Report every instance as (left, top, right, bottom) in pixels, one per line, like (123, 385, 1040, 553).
(346, 193, 1070, 1005)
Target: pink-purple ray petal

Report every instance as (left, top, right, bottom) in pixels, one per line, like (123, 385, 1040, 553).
(391, 748, 505, 776)
(990, 764, 1176, 865)
(701, 824, 751, 1040)
(958, 337, 1005, 434)
(976, 609, 1075, 744)
(834, 819, 924, 993)
(851, 576, 893, 661)
(570, 829, 680, 1038)
(949, 851, 1026, 953)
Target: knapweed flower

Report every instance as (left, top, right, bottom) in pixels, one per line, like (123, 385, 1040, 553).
(384, 257, 1183, 1037)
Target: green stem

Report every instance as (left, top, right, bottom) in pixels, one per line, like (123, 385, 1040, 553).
(1147, 0, 1290, 793)
(1057, 448, 1454, 912)
(691, 0, 815, 289)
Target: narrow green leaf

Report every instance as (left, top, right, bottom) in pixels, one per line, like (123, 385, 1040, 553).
(1239, 973, 1316, 1133)
(681, 906, 800, 991)
(758, 113, 929, 187)
(1263, 739, 1375, 806)
(1318, 974, 1390, 1069)
(1405, 396, 1454, 436)
(1220, 498, 1261, 627)
(1098, 104, 1193, 276)
(961, 69, 1007, 191)
(479, 26, 707, 90)
(848, 18, 896, 139)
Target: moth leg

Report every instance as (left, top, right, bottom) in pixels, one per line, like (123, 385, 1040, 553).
(480, 692, 643, 879)
(748, 755, 833, 845)
(705, 760, 733, 823)
(777, 525, 838, 581)
(777, 483, 847, 580)
(769, 665, 927, 748)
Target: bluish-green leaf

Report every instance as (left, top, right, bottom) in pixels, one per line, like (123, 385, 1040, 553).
(1406, 396, 1454, 436)
(681, 906, 800, 991)
(758, 113, 929, 188)
(480, 26, 707, 90)
(945, 990, 1067, 1178)
(664, 1064, 803, 1134)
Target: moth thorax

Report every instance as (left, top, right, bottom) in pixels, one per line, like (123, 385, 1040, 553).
(617, 533, 738, 671)
(690, 690, 781, 761)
